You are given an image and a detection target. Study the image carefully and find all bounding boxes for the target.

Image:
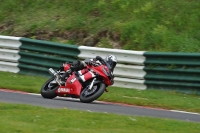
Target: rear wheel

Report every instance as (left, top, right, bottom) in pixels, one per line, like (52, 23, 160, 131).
(41, 77, 58, 99)
(80, 83, 106, 103)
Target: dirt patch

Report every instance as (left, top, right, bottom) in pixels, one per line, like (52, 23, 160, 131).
(0, 21, 14, 33)
(0, 21, 122, 49)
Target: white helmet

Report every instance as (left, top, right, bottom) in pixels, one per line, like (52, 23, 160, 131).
(105, 54, 117, 71)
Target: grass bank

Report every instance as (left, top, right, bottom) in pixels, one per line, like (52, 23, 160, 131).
(0, 102, 200, 133)
(0, 71, 200, 113)
(0, 0, 199, 52)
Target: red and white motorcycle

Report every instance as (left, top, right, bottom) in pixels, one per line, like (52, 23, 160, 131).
(40, 56, 114, 103)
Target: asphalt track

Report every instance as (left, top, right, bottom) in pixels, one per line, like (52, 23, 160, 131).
(0, 89, 200, 123)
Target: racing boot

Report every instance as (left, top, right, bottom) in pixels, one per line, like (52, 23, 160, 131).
(60, 69, 73, 84)
(77, 77, 84, 84)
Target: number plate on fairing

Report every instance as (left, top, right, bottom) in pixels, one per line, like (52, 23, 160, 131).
(57, 88, 70, 93)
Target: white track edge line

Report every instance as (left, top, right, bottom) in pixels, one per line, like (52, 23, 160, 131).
(170, 110, 200, 115)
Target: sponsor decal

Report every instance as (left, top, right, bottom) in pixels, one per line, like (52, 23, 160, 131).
(58, 88, 70, 93)
(70, 78, 76, 83)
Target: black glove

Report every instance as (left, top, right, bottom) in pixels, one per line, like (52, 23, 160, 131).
(88, 61, 95, 66)
(84, 59, 94, 66)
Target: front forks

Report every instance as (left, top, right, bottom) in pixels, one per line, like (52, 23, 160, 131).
(88, 78, 96, 90)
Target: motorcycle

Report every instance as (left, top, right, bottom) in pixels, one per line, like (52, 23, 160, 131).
(40, 56, 114, 103)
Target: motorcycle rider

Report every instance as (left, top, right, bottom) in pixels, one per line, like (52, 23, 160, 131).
(59, 54, 117, 85)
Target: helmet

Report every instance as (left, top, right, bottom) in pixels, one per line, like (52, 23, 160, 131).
(105, 54, 117, 71)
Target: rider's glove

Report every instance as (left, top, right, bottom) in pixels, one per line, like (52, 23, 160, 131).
(95, 60, 101, 66)
(88, 60, 101, 66)
(88, 61, 95, 66)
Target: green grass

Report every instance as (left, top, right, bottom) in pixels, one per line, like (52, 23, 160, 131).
(0, 102, 200, 133)
(0, 71, 200, 113)
(0, 0, 199, 52)
(100, 87, 200, 113)
(0, 71, 47, 93)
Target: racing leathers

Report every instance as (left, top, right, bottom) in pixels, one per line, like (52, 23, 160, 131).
(60, 56, 103, 84)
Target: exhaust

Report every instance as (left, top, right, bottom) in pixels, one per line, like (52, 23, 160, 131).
(48, 68, 62, 86)
(49, 68, 57, 76)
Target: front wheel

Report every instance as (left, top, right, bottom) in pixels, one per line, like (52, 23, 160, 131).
(41, 77, 58, 99)
(80, 83, 106, 103)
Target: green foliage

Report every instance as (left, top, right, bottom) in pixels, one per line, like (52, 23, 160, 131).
(0, 0, 199, 52)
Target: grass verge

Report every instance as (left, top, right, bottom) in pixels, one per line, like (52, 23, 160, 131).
(0, 102, 200, 133)
(1, 71, 200, 113)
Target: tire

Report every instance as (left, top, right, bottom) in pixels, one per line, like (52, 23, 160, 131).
(41, 77, 58, 99)
(80, 83, 106, 103)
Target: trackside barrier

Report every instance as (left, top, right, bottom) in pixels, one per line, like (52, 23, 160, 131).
(0, 36, 21, 73)
(19, 38, 80, 77)
(0, 35, 200, 94)
(0, 35, 21, 49)
(78, 46, 146, 65)
(143, 52, 200, 94)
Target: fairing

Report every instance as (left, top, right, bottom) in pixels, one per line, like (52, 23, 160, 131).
(56, 73, 82, 97)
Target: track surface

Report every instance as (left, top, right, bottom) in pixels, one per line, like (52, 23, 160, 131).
(0, 89, 200, 123)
